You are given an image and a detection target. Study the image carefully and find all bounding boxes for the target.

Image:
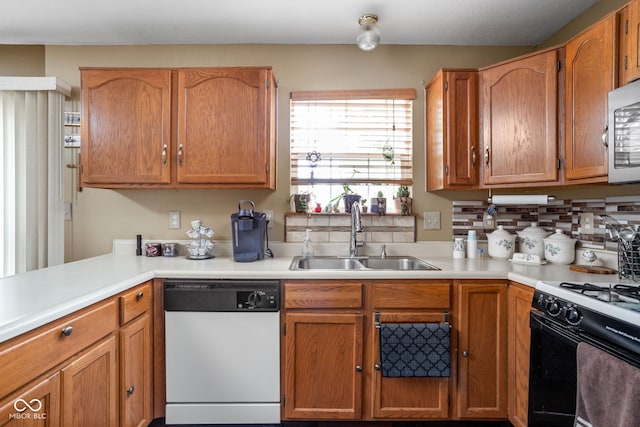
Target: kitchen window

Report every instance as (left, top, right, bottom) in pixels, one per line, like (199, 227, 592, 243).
(290, 89, 415, 210)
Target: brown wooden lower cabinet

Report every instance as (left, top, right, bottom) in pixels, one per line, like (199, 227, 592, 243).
(0, 372, 61, 427)
(454, 280, 508, 419)
(61, 336, 118, 427)
(507, 282, 535, 427)
(0, 280, 154, 427)
(284, 312, 364, 419)
(283, 280, 454, 422)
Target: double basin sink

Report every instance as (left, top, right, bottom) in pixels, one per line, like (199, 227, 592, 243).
(290, 255, 440, 271)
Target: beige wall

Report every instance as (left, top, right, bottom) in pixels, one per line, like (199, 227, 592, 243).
(2, 0, 638, 261)
(47, 43, 536, 260)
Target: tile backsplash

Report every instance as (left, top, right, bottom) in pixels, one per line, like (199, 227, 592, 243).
(453, 195, 640, 250)
(285, 213, 416, 243)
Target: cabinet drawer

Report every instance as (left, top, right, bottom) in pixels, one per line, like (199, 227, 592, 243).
(285, 281, 363, 309)
(0, 300, 117, 399)
(372, 281, 451, 309)
(120, 281, 152, 325)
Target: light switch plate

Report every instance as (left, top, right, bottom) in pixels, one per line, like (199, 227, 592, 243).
(169, 210, 181, 229)
(64, 202, 72, 221)
(264, 210, 274, 228)
(423, 211, 441, 230)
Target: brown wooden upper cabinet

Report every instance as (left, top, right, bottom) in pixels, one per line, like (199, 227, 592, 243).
(479, 49, 562, 187)
(565, 15, 616, 183)
(80, 67, 277, 189)
(619, 0, 640, 85)
(426, 69, 479, 191)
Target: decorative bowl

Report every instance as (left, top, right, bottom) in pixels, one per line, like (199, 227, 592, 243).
(487, 225, 516, 259)
(543, 229, 577, 264)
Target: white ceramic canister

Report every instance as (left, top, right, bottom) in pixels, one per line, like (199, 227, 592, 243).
(487, 225, 516, 259)
(516, 222, 552, 259)
(543, 229, 577, 264)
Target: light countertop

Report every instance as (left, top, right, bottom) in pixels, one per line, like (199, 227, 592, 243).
(0, 241, 626, 344)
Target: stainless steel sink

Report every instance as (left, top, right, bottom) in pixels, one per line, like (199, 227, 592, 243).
(289, 256, 440, 271)
(358, 256, 440, 270)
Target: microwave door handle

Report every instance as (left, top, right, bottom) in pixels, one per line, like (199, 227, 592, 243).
(602, 125, 608, 149)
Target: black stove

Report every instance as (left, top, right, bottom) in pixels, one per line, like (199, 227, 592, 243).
(533, 281, 640, 356)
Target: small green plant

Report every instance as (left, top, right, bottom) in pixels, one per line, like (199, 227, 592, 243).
(396, 185, 410, 198)
(377, 190, 384, 198)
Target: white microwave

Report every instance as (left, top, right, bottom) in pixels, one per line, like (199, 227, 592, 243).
(608, 79, 640, 183)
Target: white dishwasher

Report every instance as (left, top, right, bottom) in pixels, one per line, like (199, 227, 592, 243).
(164, 279, 280, 425)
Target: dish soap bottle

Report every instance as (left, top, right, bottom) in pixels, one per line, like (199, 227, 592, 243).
(301, 229, 314, 257)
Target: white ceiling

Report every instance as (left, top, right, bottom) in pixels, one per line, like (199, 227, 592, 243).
(0, 0, 599, 46)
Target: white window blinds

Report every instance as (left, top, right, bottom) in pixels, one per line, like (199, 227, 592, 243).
(290, 89, 415, 186)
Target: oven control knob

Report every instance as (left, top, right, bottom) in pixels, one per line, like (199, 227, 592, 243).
(565, 307, 581, 324)
(247, 291, 265, 308)
(546, 299, 561, 316)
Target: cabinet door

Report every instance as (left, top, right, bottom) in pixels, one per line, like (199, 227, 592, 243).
(507, 283, 535, 427)
(176, 68, 275, 187)
(120, 314, 152, 427)
(426, 70, 479, 190)
(565, 16, 615, 182)
(371, 311, 449, 419)
(456, 282, 508, 419)
(61, 336, 117, 427)
(0, 373, 60, 427)
(81, 69, 172, 186)
(480, 50, 560, 186)
(284, 313, 363, 419)
(621, 0, 640, 84)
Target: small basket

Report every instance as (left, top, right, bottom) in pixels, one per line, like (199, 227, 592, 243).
(618, 239, 640, 282)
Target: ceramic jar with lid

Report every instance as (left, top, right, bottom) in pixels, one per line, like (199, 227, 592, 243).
(516, 222, 552, 259)
(543, 229, 577, 264)
(487, 225, 516, 259)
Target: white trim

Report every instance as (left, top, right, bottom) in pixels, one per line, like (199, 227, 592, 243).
(0, 77, 71, 97)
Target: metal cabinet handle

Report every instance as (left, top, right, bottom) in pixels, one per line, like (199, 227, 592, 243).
(355, 365, 363, 372)
(178, 144, 184, 167)
(602, 125, 608, 149)
(136, 291, 144, 301)
(61, 326, 73, 337)
(374, 364, 382, 371)
(126, 386, 135, 395)
(161, 144, 168, 168)
(462, 351, 469, 357)
(484, 146, 490, 168)
(471, 145, 477, 168)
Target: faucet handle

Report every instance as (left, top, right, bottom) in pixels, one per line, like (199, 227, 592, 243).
(380, 244, 387, 258)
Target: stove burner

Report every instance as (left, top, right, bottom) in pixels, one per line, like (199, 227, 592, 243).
(614, 284, 640, 299)
(559, 282, 640, 304)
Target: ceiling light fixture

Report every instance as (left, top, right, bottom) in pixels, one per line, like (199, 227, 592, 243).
(356, 14, 380, 51)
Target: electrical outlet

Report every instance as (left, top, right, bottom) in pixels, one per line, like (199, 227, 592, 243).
(169, 210, 181, 229)
(264, 210, 274, 228)
(423, 211, 441, 230)
(64, 202, 72, 221)
(580, 212, 594, 235)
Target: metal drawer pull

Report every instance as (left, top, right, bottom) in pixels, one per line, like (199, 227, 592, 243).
(374, 364, 382, 371)
(136, 291, 144, 301)
(462, 351, 469, 357)
(355, 365, 363, 372)
(178, 144, 184, 167)
(471, 145, 477, 168)
(61, 326, 73, 337)
(161, 144, 168, 167)
(127, 386, 135, 395)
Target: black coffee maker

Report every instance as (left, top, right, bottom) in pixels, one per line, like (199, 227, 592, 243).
(230, 200, 270, 262)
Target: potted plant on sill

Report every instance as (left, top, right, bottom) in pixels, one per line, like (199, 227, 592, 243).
(395, 185, 412, 215)
(376, 190, 387, 216)
(332, 184, 361, 213)
(289, 192, 311, 213)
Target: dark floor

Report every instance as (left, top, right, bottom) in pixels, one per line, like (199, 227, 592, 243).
(150, 419, 512, 427)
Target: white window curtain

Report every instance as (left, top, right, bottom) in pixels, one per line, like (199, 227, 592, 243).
(0, 77, 70, 277)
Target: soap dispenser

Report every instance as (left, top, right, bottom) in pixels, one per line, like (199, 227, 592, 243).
(301, 229, 314, 257)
